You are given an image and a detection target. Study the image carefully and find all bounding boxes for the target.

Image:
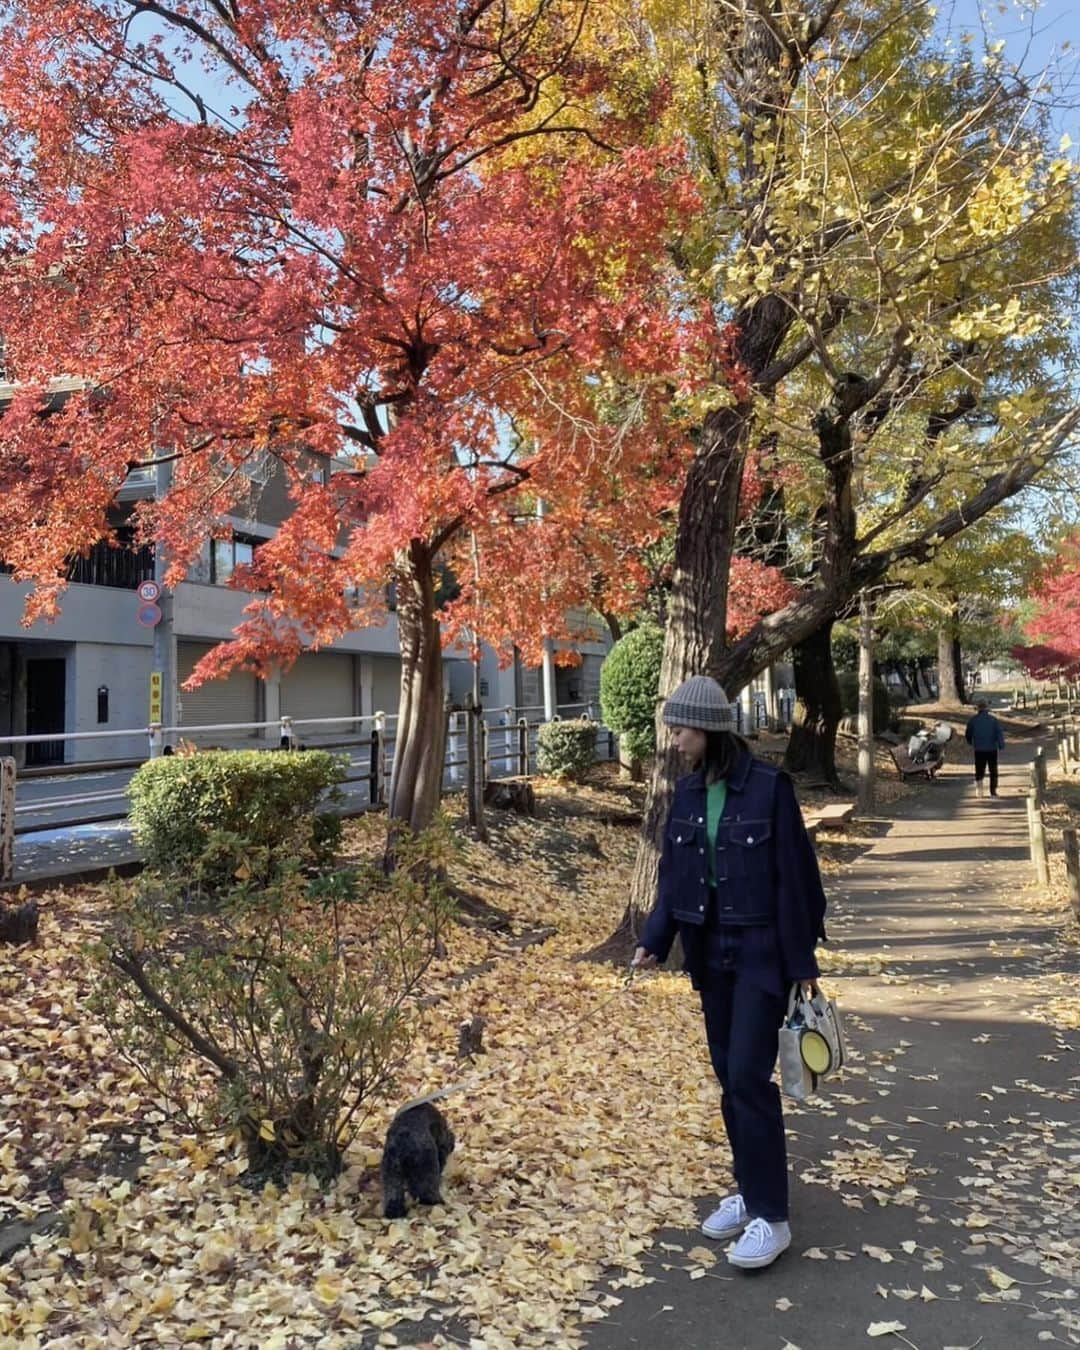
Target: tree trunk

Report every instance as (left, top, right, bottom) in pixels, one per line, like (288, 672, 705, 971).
(856, 592, 875, 815)
(936, 602, 966, 705)
(623, 406, 750, 930)
(622, 4, 802, 934)
(782, 619, 842, 785)
(387, 541, 447, 835)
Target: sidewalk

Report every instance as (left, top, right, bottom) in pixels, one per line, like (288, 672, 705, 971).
(586, 746, 1079, 1349)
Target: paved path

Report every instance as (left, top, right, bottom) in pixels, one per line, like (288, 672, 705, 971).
(587, 747, 1080, 1349)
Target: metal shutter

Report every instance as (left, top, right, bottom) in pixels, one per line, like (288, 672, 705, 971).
(282, 652, 356, 735)
(177, 642, 259, 734)
(369, 655, 401, 718)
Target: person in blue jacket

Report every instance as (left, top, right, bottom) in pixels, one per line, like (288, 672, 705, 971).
(632, 674, 827, 1271)
(964, 697, 1005, 797)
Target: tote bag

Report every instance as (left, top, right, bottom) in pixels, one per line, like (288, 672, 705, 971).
(779, 984, 846, 1100)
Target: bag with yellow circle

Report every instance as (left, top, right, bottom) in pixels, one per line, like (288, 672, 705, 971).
(778, 983, 846, 1100)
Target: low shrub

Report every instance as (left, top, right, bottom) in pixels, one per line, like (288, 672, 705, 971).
(536, 718, 597, 781)
(92, 822, 457, 1178)
(129, 749, 346, 887)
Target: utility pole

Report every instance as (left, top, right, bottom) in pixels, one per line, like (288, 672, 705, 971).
(537, 499, 557, 720)
(152, 455, 178, 746)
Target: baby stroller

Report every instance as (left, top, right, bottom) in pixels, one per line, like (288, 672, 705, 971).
(907, 721, 953, 769)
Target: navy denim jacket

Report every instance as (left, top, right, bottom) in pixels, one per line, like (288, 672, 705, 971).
(640, 749, 827, 985)
(965, 711, 1004, 752)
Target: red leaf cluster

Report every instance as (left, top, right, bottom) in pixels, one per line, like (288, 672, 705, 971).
(0, 0, 728, 680)
(726, 555, 797, 641)
(1017, 531, 1080, 677)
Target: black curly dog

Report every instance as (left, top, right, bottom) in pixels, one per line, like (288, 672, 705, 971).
(381, 1102, 455, 1218)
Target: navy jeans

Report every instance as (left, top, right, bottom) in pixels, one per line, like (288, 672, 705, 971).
(699, 935, 789, 1222)
(974, 750, 999, 794)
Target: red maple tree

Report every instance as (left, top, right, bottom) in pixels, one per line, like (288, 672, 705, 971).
(0, 0, 719, 830)
(1016, 531, 1080, 678)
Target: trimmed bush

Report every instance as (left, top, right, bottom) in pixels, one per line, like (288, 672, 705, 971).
(599, 625, 664, 764)
(836, 671, 893, 729)
(93, 823, 456, 1177)
(129, 749, 346, 886)
(536, 718, 597, 781)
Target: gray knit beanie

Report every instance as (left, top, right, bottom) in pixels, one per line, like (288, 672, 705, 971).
(662, 675, 734, 731)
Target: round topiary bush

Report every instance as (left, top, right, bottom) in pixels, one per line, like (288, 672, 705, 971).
(600, 624, 664, 765)
(536, 718, 597, 781)
(836, 671, 893, 729)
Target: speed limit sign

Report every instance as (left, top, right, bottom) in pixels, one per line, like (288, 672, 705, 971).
(138, 579, 161, 603)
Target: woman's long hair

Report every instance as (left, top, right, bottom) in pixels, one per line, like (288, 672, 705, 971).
(699, 730, 747, 785)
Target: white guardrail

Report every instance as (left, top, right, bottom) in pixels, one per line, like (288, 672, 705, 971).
(0, 691, 798, 879)
(0, 704, 620, 876)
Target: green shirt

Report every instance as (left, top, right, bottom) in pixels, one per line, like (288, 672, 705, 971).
(706, 778, 728, 885)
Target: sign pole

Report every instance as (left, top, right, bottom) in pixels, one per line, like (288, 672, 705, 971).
(151, 456, 177, 747)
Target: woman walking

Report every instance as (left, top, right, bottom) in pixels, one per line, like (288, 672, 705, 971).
(632, 675, 828, 1270)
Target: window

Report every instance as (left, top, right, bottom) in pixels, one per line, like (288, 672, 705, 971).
(240, 451, 275, 485)
(210, 535, 258, 585)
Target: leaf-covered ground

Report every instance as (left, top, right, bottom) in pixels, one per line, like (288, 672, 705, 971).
(1, 756, 1075, 1348)
(1, 770, 703, 1348)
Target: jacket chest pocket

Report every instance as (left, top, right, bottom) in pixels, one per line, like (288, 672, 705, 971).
(668, 816, 710, 886)
(723, 820, 772, 881)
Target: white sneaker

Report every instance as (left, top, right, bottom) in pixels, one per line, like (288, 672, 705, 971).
(727, 1217, 791, 1269)
(701, 1192, 748, 1241)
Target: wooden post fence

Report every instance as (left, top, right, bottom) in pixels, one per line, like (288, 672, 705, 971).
(370, 712, 387, 807)
(517, 717, 530, 777)
(1032, 747, 1047, 807)
(463, 698, 482, 836)
(1063, 827, 1080, 922)
(0, 757, 14, 883)
(1026, 795, 1050, 887)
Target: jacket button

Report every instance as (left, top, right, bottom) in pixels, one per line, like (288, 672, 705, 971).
(747, 836, 754, 844)
(698, 816, 704, 823)
(676, 835, 682, 843)
(698, 847, 704, 855)
(699, 877, 706, 884)
(699, 904, 705, 912)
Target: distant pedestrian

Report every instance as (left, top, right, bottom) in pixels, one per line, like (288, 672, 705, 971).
(632, 675, 827, 1271)
(965, 697, 1005, 797)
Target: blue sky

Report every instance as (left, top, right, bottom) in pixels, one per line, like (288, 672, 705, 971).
(941, 0, 1080, 136)
(132, 1, 1080, 129)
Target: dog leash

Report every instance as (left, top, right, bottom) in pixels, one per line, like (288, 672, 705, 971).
(394, 960, 646, 1116)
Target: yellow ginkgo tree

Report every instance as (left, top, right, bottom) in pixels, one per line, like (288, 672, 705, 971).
(619, 0, 1080, 917)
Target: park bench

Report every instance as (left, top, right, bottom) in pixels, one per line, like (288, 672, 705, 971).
(889, 744, 944, 781)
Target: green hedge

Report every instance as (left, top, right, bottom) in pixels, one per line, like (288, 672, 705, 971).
(129, 749, 346, 886)
(536, 719, 597, 781)
(836, 671, 893, 729)
(599, 625, 664, 763)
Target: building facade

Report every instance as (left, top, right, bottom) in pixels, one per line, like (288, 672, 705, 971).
(0, 419, 610, 767)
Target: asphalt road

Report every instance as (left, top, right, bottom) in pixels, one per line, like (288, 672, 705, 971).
(12, 750, 380, 833)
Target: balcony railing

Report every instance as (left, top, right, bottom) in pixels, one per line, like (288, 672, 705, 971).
(65, 539, 155, 590)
